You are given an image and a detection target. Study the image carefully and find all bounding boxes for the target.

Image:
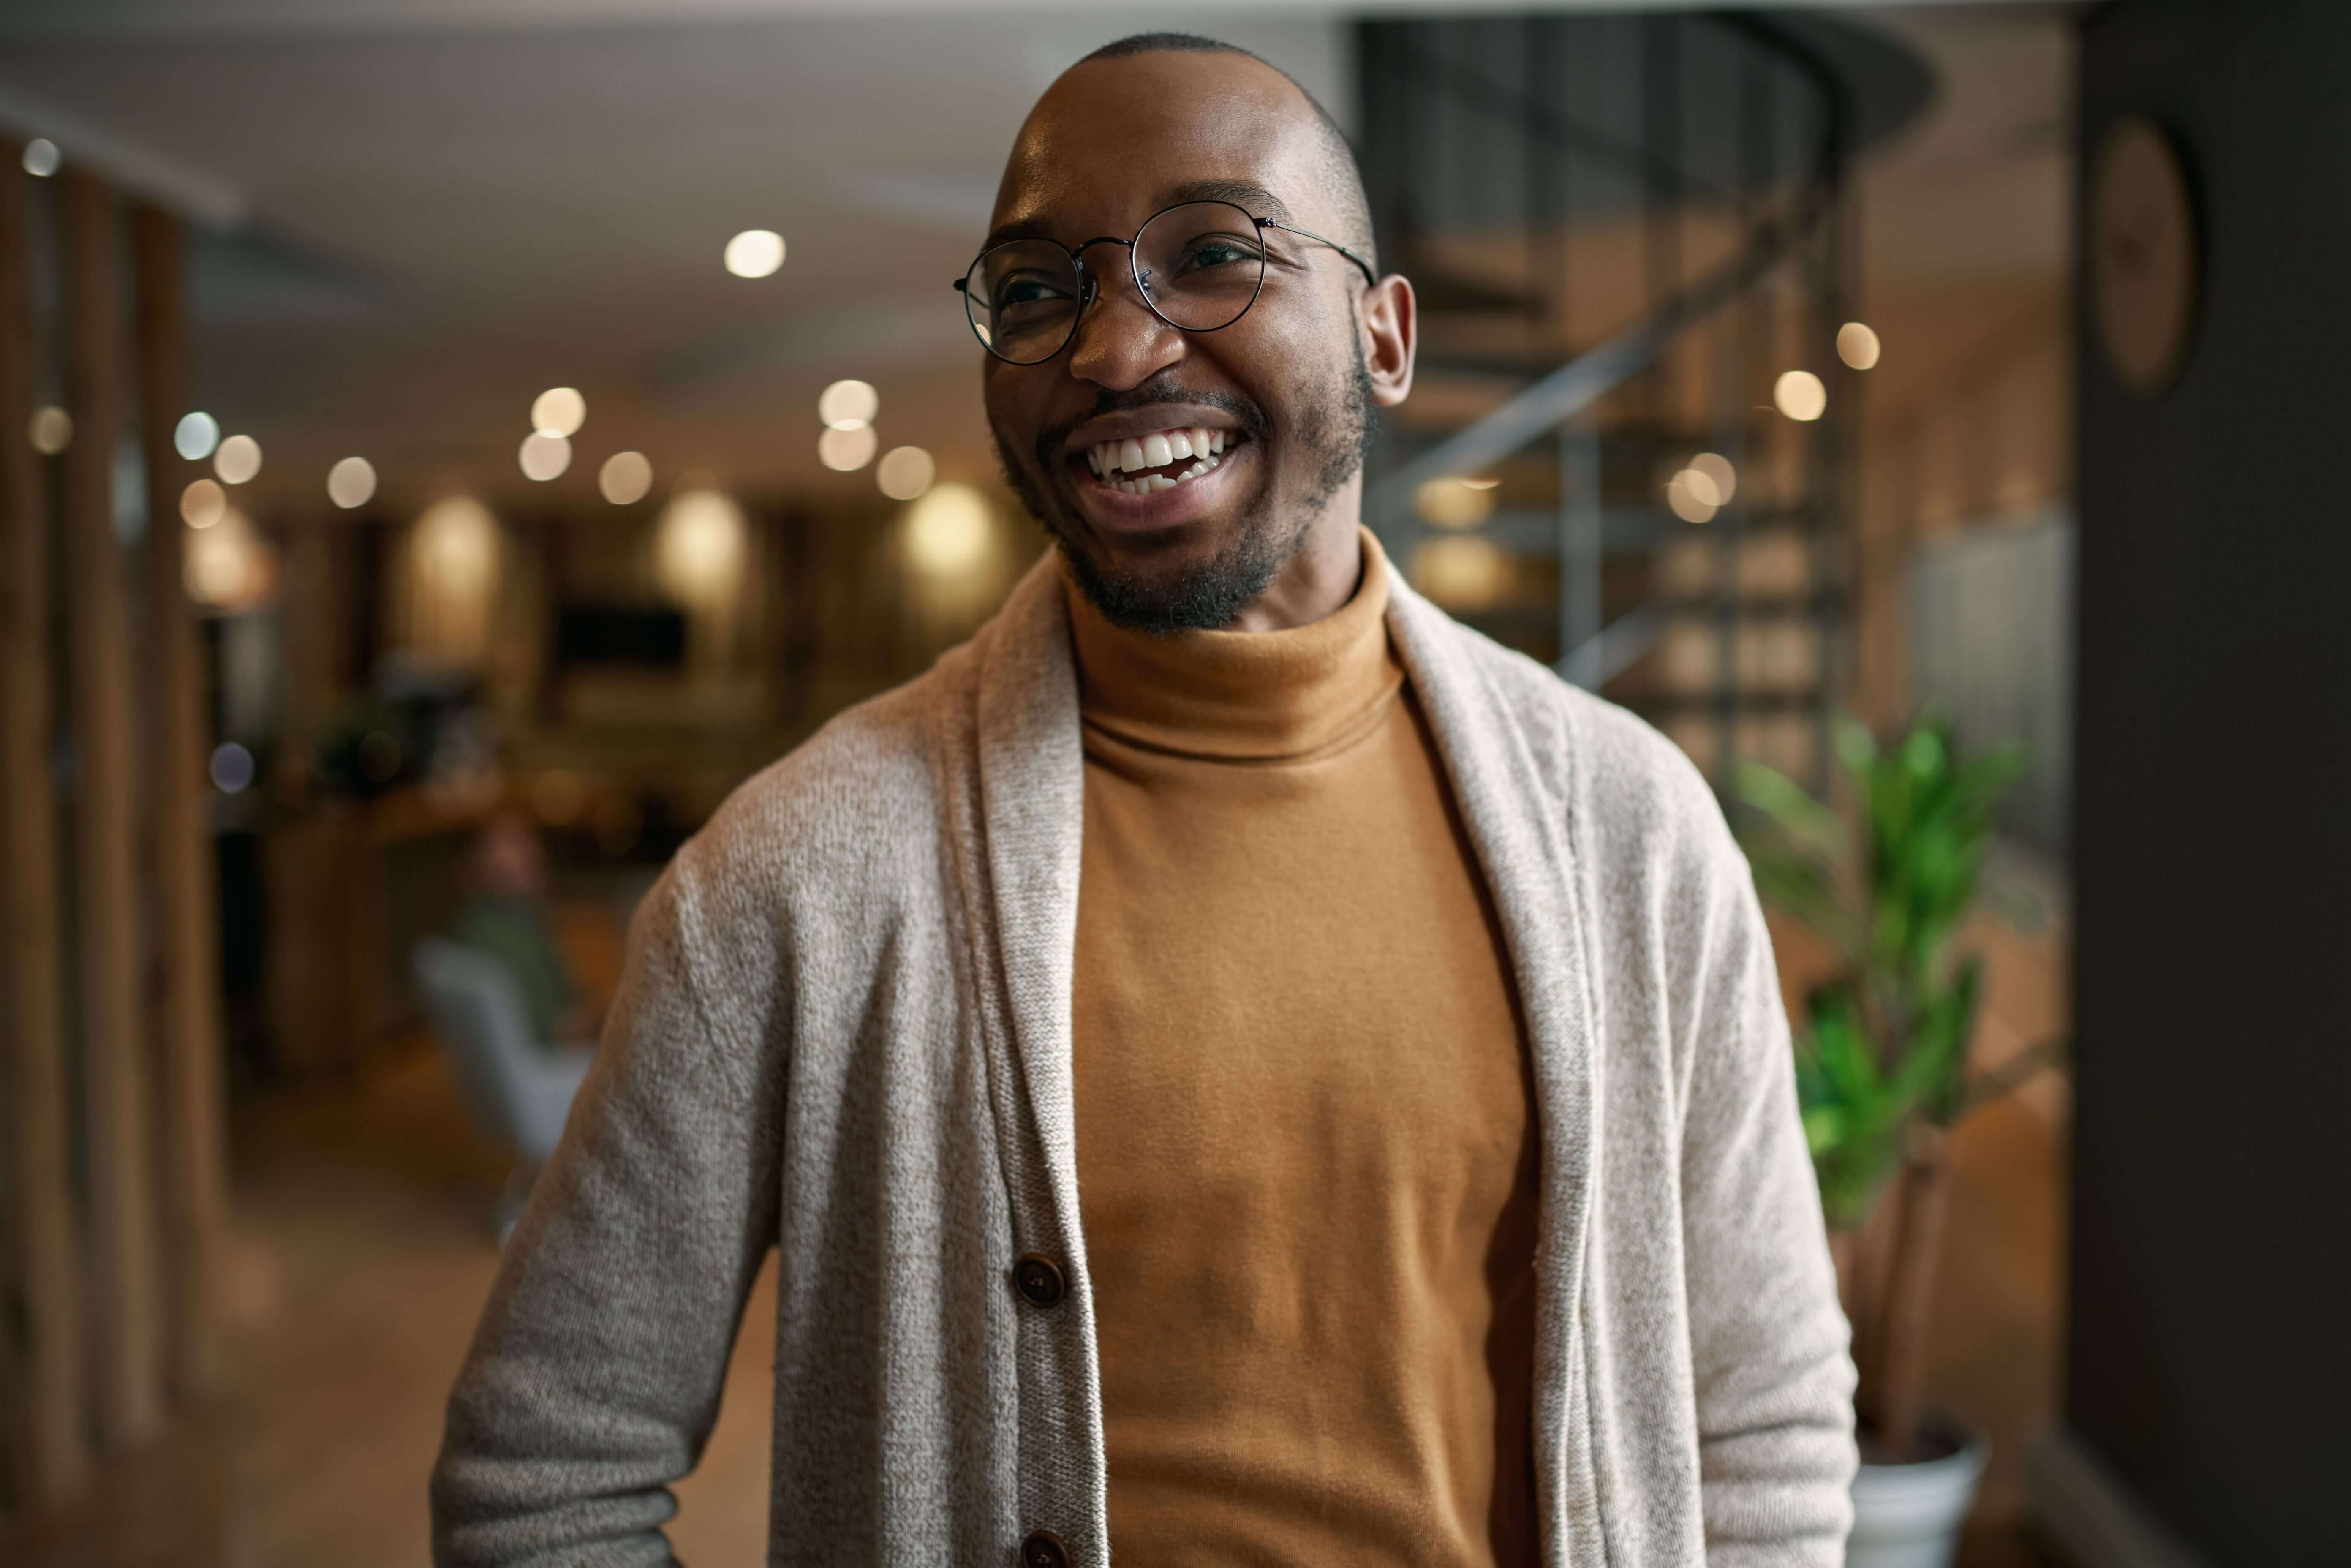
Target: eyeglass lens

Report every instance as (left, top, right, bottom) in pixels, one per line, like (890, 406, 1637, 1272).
(963, 201, 1269, 365)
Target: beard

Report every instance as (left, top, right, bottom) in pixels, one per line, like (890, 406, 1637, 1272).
(992, 335, 1377, 634)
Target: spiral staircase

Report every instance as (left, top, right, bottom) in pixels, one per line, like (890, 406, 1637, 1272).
(1358, 11, 1931, 797)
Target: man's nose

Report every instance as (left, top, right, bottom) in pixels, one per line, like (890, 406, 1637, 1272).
(1065, 262, 1186, 392)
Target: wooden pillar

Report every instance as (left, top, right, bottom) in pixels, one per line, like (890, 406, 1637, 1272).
(131, 202, 231, 1402)
(0, 139, 91, 1508)
(59, 166, 167, 1450)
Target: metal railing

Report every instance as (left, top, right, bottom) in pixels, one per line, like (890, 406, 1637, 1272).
(1358, 11, 1878, 795)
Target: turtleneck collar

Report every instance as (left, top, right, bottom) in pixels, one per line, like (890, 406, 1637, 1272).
(1062, 525, 1401, 762)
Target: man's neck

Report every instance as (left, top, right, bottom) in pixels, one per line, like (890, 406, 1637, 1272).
(1221, 508, 1366, 633)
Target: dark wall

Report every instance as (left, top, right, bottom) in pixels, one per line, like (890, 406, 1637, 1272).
(2071, 4, 2351, 1563)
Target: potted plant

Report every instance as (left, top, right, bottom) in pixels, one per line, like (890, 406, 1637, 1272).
(1729, 710, 2062, 1568)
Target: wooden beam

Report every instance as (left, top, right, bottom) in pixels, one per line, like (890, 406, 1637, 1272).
(131, 201, 232, 1404)
(59, 166, 167, 1451)
(0, 138, 92, 1510)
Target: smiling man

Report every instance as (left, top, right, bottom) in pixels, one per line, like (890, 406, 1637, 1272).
(434, 34, 1856, 1568)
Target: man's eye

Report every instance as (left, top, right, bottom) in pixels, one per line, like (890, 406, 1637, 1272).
(1182, 242, 1255, 272)
(997, 278, 1068, 308)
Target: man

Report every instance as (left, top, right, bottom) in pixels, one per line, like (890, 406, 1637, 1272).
(433, 34, 1855, 1568)
(446, 812, 602, 1050)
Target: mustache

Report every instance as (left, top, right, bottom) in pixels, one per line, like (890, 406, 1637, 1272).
(1029, 373, 1267, 471)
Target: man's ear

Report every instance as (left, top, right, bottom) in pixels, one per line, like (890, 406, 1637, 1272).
(1361, 273, 1417, 408)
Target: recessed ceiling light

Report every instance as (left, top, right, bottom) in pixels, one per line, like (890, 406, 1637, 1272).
(327, 456, 377, 509)
(1773, 370, 1827, 423)
(174, 411, 220, 460)
(1837, 322, 1882, 370)
(1690, 452, 1737, 504)
(214, 433, 263, 484)
(519, 431, 571, 481)
(818, 379, 879, 430)
(725, 229, 786, 279)
(877, 446, 936, 501)
(818, 425, 877, 471)
(181, 479, 227, 528)
(531, 386, 585, 437)
(599, 451, 653, 505)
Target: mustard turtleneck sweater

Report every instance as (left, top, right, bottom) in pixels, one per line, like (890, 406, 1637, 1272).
(1065, 527, 1540, 1565)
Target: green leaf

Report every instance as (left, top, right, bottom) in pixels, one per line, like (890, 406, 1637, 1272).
(1730, 758, 1848, 864)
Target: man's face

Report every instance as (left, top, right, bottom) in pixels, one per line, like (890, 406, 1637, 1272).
(981, 51, 1406, 632)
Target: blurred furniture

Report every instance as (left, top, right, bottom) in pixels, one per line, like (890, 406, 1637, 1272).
(411, 938, 593, 1242)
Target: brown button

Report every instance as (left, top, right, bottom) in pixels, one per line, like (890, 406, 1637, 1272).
(1021, 1529, 1070, 1568)
(1013, 1253, 1066, 1308)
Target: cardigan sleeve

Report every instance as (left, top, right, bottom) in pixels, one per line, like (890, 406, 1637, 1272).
(431, 850, 784, 1565)
(1678, 812, 1859, 1565)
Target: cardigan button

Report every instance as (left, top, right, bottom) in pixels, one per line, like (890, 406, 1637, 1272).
(1021, 1528, 1071, 1568)
(1013, 1253, 1067, 1308)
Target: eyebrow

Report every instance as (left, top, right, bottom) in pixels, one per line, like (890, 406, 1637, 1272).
(977, 180, 1297, 254)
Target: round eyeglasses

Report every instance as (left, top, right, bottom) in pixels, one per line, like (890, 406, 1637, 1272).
(954, 199, 1377, 366)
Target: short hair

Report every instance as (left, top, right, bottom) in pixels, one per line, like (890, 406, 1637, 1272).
(1075, 32, 1376, 276)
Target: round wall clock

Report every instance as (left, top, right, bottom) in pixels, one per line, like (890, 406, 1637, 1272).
(2089, 115, 2200, 395)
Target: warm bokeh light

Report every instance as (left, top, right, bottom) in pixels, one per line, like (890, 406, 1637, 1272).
(1690, 452, 1737, 504)
(327, 456, 377, 509)
(519, 431, 571, 481)
(1666, 470, 1719, 524)
(181, 477, 227, 528)
(531, 387, 585, 438)
(599, 450, 653, 505)
(819, 424, 878, 471)
(184, 507, 275, 610)
(724, 229, 786, 279)
(1459, 476, 1500, 490)
(29, 405, 71, 455)
(414, 496, 498, 596)
(1414, 476, 1496, 531)
(818, 379, 879, 430)
(214, 433, 264, 484)
(656, 487, 747, 607)
(208, 741, 256, 795)
(21, 138, 59, 178)
(903, 483, 992, 577)
(174, 411, 220, 460)
(1774, 370, 1827, 422)
(1838, 321, 1883, 370)
(876, 446, 936, 501)
(1411, 535, 1510, 610)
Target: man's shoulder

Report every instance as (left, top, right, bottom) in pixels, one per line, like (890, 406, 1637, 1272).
(1410, 598, 1737, 874)
(675, 643, 976, 907)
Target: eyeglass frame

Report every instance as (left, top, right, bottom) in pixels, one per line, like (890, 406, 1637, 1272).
(951, 198, 1380, 365)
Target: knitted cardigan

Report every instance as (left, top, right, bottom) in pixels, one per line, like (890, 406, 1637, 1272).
(432, 547, 1858, 1566)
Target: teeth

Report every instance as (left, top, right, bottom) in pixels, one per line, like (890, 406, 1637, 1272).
(1083, 428, 1238, 486)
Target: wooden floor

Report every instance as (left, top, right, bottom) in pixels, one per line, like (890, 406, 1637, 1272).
(5, 903, 2072, 1566)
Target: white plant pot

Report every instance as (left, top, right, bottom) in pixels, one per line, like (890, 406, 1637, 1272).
(1846, 1417, 1988, 1568)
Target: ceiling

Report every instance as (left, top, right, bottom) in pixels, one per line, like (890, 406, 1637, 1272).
(0, 0, 2067, 521)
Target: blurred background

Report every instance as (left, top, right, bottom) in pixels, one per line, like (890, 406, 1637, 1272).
(2, 1, 2343, 1564)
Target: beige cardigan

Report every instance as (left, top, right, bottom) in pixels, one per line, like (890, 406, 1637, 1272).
(432, 548, 1857, 1566)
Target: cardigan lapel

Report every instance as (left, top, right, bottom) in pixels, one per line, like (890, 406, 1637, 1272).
(969, 547, 1108, 1554)
(1384, 572, 1602, 1566)
(971, 548, 1089, 1243)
